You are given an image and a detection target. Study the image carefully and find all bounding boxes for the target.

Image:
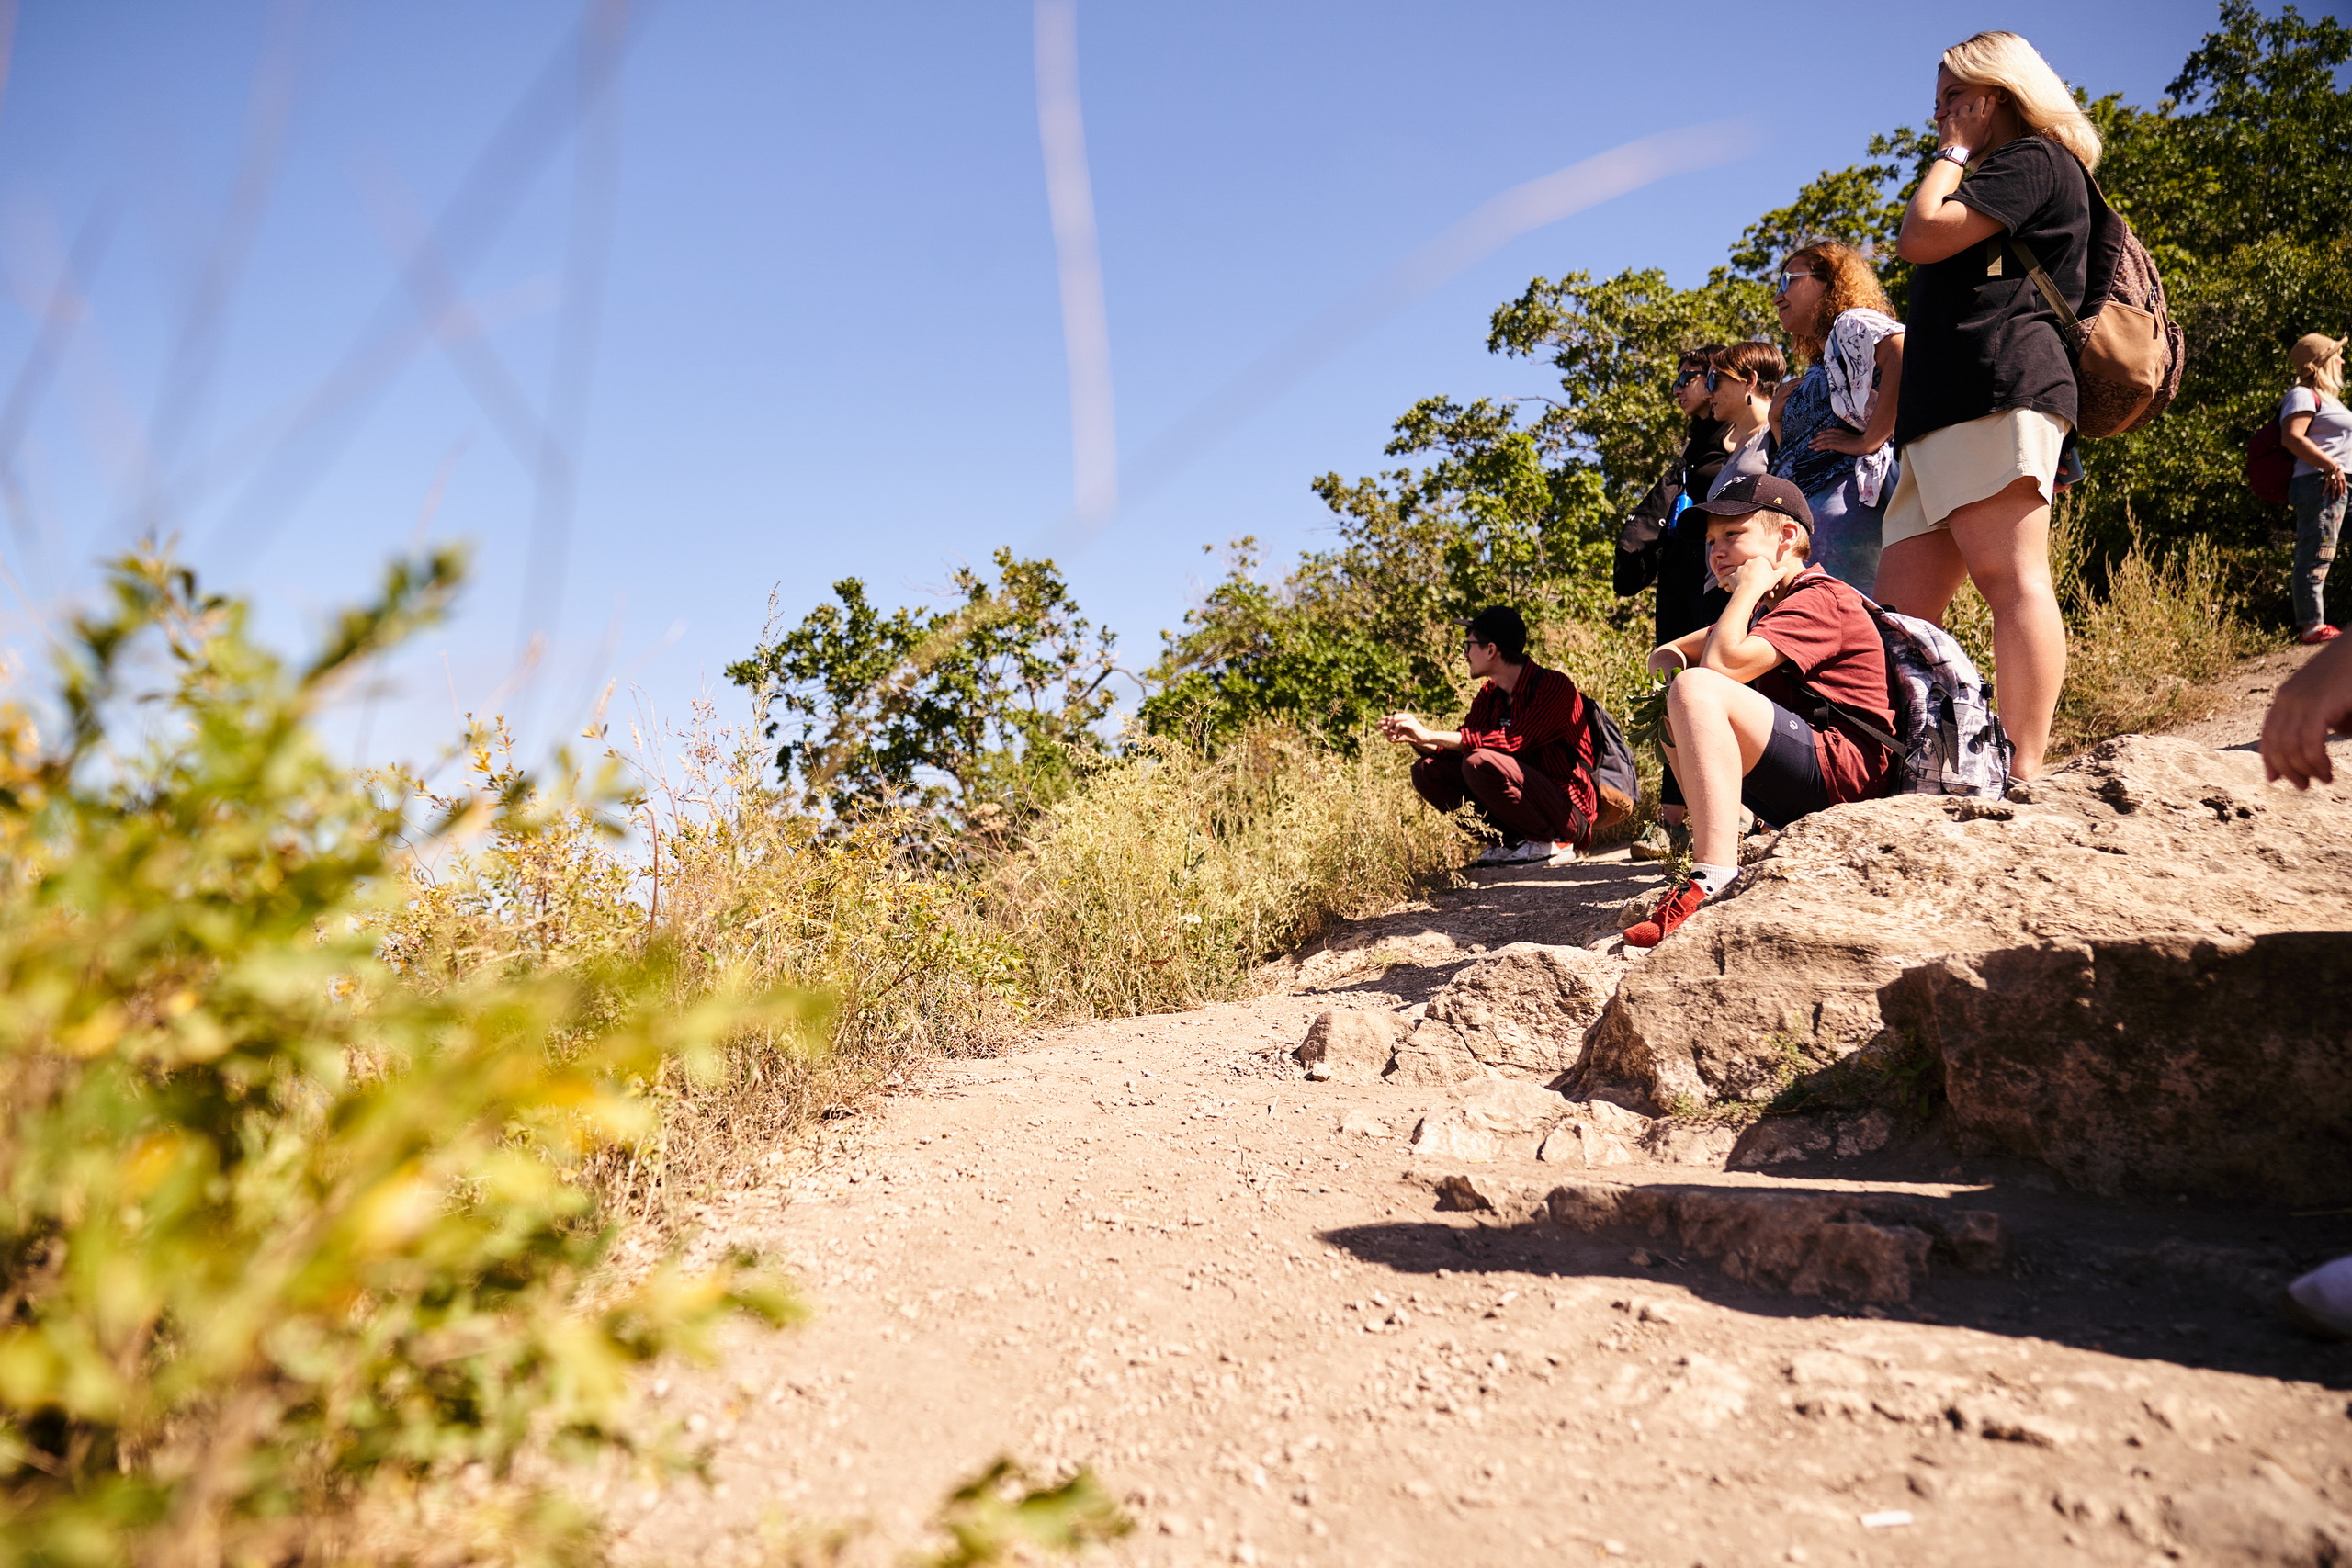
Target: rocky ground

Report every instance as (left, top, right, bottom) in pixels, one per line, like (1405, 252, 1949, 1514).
(605, 659, 2352, 1568)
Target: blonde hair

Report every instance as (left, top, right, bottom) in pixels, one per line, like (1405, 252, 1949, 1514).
(1940, 31, 2102, 172)
(2300, 356, 2345, 400)
(1787, 242, 1894, 361)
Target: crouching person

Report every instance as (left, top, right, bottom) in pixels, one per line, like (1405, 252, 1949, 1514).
(1631, 474, 1896, 946)
(1380, 605, 1597, 867)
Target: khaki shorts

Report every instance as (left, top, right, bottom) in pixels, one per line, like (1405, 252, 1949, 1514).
(1883, 408, 2072, 547)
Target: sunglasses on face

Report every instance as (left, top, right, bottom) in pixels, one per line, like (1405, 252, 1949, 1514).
(1775, 268, 1823, 295)
(1705, 368, 1747, 392)
(1673, 367, 1704, 389)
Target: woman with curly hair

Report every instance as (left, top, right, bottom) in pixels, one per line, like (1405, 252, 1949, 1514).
(1770, 242, 1905, 592)
(1876, 29, 2099, 783)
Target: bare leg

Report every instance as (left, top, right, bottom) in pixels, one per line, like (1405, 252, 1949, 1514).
(1874, 525, 1970, 624)
(1945, 477, 2064, 780)
(1658, 669, 1781, 866)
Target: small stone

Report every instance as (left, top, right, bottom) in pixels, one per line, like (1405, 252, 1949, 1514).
(1338, 1108, 1392, 1139)
(1835, 1108, 1897, 1156)
(1296, 1010, 1408, 1084)
(1536, 1121, 1636, 1167)
(1954, 1395, 2077, 1448)
(1628, 1248, 1657, 1267)
(1409, 1111, 1497, 1163)
(1858, 1510, 1913, 1529)
(1636, 1299, 1679, 1325)
(1433, 1174, 1498, 1213)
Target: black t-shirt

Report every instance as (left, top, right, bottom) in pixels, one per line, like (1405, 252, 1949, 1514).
(1894, 135, 2089, 449)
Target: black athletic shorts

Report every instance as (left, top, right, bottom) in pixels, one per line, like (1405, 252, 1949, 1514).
(1740, 698, 1834, 830)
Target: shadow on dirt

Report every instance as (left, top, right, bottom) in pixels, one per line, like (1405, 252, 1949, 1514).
(1317, 1186, 2352, 1389)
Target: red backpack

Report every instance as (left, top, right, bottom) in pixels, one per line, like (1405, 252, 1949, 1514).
(2247, 420, 2293, 506)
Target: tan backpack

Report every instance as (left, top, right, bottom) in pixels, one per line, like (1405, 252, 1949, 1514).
(2008, 165, 2186, 439)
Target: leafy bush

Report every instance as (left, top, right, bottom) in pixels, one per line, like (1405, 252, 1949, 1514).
(0, 554, 802, 1566)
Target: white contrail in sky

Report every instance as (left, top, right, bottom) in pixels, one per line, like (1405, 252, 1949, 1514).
(1033, 0, 1117, 527)
(1046, 116, 1758, 548)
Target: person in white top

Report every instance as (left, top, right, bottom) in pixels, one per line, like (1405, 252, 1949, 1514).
(2280, 332, 2350, 644)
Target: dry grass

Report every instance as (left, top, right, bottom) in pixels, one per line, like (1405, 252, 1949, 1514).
(989, 723, 1470, 1018)
(382, 710, 1466, 1224)
(1931, 500, 2262, 762)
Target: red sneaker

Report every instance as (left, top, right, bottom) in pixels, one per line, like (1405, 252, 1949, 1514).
(2301, 624, 2342, 645)
(1623, 879, 1710, 948)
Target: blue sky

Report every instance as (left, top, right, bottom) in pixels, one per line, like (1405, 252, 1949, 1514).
(0, 0, 2251, 767)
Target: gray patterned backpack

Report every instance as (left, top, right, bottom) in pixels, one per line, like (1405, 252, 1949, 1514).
(1780, 589, 2014, 800)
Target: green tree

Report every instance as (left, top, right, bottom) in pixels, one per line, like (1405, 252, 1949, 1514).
(725, 550, 1133, 832)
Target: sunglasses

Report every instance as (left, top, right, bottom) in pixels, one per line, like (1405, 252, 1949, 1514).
(1775, 268, 1824, 295)
(1673, 367, 1704, 388)
(1704, 367, 1747, 392)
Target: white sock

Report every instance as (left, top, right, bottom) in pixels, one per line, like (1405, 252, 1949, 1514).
(1690, 862, 1740, 897)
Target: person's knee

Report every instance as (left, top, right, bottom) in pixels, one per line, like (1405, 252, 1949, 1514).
(1461, 749, 1508, 784)
(1668, 667, 1737, 718)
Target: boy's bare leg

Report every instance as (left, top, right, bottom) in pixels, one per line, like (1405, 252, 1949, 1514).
(1659, 669, 1780, 867)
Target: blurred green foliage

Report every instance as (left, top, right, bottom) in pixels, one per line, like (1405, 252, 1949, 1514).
(0, 551, 806, 1566)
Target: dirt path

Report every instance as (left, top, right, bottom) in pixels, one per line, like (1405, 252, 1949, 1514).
(607, 654, 2352, 1568)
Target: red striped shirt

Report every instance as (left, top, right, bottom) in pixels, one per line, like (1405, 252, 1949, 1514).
(1457, 661, 1598, 837)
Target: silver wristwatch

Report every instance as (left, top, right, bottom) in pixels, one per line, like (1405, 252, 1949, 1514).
(1933, 146, 1973, 168)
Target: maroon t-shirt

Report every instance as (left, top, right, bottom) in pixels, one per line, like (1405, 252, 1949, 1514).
(1747, 567, 1896, 803)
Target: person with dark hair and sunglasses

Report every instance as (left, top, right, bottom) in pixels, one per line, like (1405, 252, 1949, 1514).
(1381, 605, 1599, 867)
(1614, 346, 1737, 853)
(1614, 345, 1735, 648)
(1703, 341, 1785, 498)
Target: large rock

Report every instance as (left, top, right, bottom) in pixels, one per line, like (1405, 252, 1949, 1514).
(1568, 735, 2352, 1111)
(1420, 943, 1624, 1078)
(1892, 932, 2352, 1203)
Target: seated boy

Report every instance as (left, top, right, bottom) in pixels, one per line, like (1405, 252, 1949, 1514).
(1630, 474, 1896, 946)
(1378, 605, 1597, 866)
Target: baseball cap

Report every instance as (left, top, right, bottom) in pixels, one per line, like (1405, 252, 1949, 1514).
(2290, 333, 2346, 370)
(1687, 472, 1814, 534)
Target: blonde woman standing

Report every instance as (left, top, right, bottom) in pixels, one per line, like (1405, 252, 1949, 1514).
(1876, 30, 2099, 782)
(1770, 242, 1905, 592)
(2280, 333, 2349, 643)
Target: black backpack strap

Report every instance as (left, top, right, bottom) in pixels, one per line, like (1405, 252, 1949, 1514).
(1756, 573, 1915, 761)
(1777, 664, 1912, 761)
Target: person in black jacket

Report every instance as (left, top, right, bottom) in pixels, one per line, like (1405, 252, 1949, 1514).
(1617, 345, 1734, 840)
(1615, 345, 1734, 647)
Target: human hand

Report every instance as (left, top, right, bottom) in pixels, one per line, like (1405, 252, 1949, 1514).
(1811, 428, 1871, 457)
(2328, 466, 2347, 500)
(1727, 554, 1780, 599)
(2260, 635, 2352, 787)
(1379, 712, 1426, 746)
(1935, 87, 1996, 155)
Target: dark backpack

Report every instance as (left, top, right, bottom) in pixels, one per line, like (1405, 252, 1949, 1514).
(2009, 164, 2185, 439)
(2247, 419, 2294, 505)
(1581, 697, 1641, 831)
